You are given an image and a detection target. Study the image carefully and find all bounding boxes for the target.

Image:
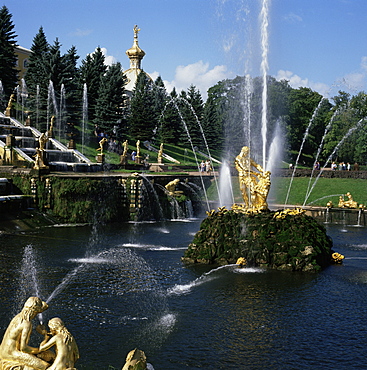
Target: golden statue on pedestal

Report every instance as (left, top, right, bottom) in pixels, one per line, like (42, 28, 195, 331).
(234, 146, 271, 212)
(97, 137, 108, 155)
(158, 143, 163, 164)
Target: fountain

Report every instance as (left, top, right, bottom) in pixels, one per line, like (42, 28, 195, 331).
(284, 96, 326, 207)
(182, 146, 334, 272)
(82, 83, 88, 156)
(260, 0, 270, 171)
(0, 80, 4, 110)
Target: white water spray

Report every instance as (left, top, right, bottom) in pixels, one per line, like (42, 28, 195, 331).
(260, 0, 270, 170)
(284, 97, 325, 207)
(303, 118, 365, 205)
(82, 83, 88, 155)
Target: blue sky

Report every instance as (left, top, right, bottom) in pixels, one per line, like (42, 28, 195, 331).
(6, 0, 367, 99)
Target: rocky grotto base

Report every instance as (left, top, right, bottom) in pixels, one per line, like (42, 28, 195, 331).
(182, 208, 334, 273)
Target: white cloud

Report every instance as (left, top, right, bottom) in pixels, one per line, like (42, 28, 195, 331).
(283, 12, 303, 23)
(162, 61, 232, 100)
(276, 69, 330, 96)
(148, 71, 160, 82)
(90, 47, 117, 66)
(70, 28, 93, 37)
(360, 56, 367, 71)
(341, 72, 365, 92)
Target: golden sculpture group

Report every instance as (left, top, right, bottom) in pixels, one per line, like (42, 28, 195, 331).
(326, 192, 364, 209)
(234, 146, 271, 212)
(0, 297, 79, 370)
(338, 192, 362, 209)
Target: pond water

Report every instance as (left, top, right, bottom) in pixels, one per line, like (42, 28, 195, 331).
(0, 219, 367, 369)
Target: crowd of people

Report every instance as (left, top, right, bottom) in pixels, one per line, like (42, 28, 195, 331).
(330, 161, 360, 171)
(289, 161, 361, 171)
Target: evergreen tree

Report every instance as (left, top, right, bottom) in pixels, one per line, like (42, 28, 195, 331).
(62, 46, 80, 126)
(79, 47, 107, 122)
(94, 62, 127, 140)
(128, 72, 156, 141)
(179, 85, 204, 148)
(153, 76, 167, 118)
(203, 86, 224, 152)
(0, 5, 18, 105)
(24, 27, 50, 130)
(157, 88, 183, 144)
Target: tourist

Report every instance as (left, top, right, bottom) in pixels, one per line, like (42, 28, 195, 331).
(38, 317, 79, 370)
(205, 159, 211, 174)
(353, 162, 359, 171)
(347, 162, 351, 171)
(131, 150, 136, 161)
(314, 161, 320, 170)
(200, 160, 205, 172)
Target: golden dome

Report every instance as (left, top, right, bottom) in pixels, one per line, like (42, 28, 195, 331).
(126, 25, 145, 69)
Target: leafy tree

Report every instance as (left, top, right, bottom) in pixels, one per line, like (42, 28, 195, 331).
(323, 91, 367, 164)
(128, 71, 156, 141)
(94, 62, 127, 139)
(285, 87, 330, 164)
(0, 5, 18, 105)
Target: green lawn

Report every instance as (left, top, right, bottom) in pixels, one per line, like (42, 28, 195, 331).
(208, 176, 367, 207)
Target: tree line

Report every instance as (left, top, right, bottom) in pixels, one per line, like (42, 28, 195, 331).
(1, 5, 367, 166)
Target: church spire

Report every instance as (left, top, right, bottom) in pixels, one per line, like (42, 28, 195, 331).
(125, 25, 145, 69)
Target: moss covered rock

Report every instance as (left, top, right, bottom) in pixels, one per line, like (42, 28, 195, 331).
(182, 209, 333, 272)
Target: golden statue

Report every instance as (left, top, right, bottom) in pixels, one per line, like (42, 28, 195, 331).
(119, 139, 129, 165)
(38, 317, 79, 370)
(338, 192, 358, 208)
(133, 24, 141, 38)
(136, 140, 140, 158)
(34, 131, 50, 169)
(34, 148, 47, 170)
(97, 137, 108, 155)
(158, 143, 163, 164)
(122, 349, 147, 370)
(165, 178, 183, 197)
(236, 257, 247, 267)
(0, 297, 49, 370)
(47, 116, 55, 138)
(331, 252, 344, 264)
(234, 146, 271, 211)
(122, 140, 128, 157)
(5, 93, 15, 117)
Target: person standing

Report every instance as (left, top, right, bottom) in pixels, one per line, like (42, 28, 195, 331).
(205, 159, 211, 174)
